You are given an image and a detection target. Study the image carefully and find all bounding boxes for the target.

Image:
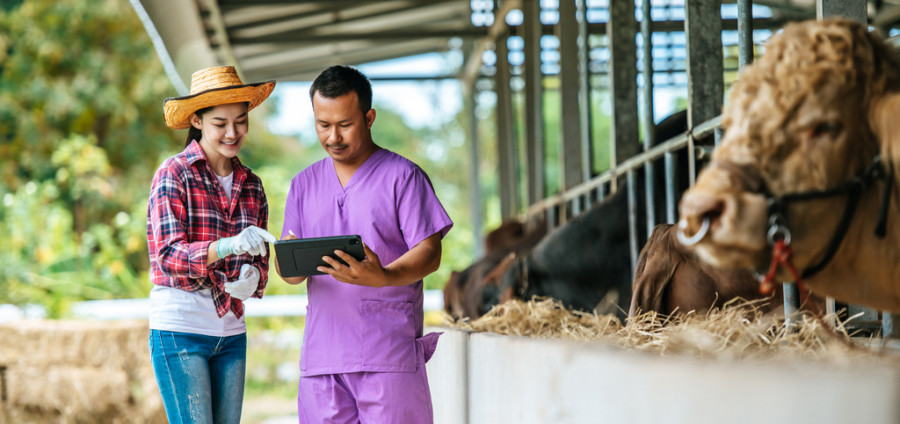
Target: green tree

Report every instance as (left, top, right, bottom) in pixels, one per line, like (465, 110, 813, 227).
(0, 0, 179, 313)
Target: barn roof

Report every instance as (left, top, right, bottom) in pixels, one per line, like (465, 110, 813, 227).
(131, 0, 494, 95)
(131, 1, 888, 96)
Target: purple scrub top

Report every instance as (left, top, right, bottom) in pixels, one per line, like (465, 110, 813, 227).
(283, 148, 453, 376)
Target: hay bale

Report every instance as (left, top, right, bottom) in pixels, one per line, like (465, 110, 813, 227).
(0, 320, 148, 369)
(6, 365, 129, 415)
(0, 320, 165, 424)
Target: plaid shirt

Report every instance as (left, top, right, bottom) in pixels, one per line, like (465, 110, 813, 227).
(147, 141, 270, 318)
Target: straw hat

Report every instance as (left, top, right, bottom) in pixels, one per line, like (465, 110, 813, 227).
(163, 66, 275, 129)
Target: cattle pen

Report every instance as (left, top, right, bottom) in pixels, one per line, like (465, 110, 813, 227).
(427, 0, 900, 423)
(117, 1, 900, 423)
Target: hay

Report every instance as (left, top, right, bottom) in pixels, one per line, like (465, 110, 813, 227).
(447, 297, 898, 364)
(0, 320, 165, 424)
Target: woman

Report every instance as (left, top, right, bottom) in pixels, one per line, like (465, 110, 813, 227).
(146, 65, 277, 423)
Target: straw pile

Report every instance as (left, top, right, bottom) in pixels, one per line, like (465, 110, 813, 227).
(0, 320, 165, 424)
(448, 297, 900, 364)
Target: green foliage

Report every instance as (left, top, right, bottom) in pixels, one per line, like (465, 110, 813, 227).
(0, 0, 482, 310)
(0, 0, 174, 310)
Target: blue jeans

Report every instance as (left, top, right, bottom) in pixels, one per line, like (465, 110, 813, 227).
(149, 330, 247, 424)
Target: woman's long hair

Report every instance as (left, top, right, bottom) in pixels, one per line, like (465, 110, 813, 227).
(185, 106, 214, 147)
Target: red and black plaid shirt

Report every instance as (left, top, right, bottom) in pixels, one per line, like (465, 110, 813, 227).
(147, 140, 269, 318)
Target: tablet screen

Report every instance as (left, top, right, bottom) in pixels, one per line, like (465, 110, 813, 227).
(274, 235, 364, 277)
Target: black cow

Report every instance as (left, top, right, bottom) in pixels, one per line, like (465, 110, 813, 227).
(494, 110, 691, 319)
(445, 110, 690, 320)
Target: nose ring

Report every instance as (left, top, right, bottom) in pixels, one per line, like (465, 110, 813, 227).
(676, 216, 710, 246)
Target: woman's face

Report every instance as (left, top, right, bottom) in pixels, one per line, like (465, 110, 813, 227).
(191, 102, 249, 161)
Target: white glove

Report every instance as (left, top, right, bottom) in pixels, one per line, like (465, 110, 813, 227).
(218, 226, 277, 257)
(224, 264, 260, 301)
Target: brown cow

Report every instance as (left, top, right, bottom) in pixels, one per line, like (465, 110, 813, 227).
(677, 19, 900, 314)
(443, 220, 546, 319)
(629, 223, 781, 318)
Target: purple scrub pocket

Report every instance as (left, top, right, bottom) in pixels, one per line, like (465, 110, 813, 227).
(359, 299, 418, 370)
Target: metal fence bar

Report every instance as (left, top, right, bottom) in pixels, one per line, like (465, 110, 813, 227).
(522, 115, 722, 222)
(465, 87, 484, 259)
(645, 163, 656, 236)
(523, 0, 544, 207)
(608, 0, 640, 171)
(665, 150, 678, 224)
(559, 0, 589, 189)
(495, 34, 518, 219)
(627, 169, 639, 273)
(816, 0, 867, 22)
(685, 0, 724, 130)
(737, 0, 754, 69)
(641, 0, 657, 237)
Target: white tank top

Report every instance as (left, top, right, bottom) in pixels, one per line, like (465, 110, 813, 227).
(149, 171, 246, 337)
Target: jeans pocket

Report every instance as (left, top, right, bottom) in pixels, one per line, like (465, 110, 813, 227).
(359, 299, 417, 368)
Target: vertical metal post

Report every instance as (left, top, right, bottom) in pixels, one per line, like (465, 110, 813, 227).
(495, 34, 519, 219)
(577, 0, 592, 182)
(685, 0, 724, 131)
(737, 0, 754, 69)
(627, 169, 639, 274)
(816, 0, 867, 23)
(465, 83, 484, 259)
(641, 0, 657, 239)
(783, 282, 799, 331)
(883, 312, 897, 339)
(816, 0, 887, 338)
(523, 0, 544, 207)
(608, 0, 641, 168)
(665, 150, 677, 224)
(558, 0, 590, 191)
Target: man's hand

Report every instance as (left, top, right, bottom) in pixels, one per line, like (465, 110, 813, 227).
(224, 264, 260, 300)
(275, 230, 308, 285)
(319, 242, 389, 287)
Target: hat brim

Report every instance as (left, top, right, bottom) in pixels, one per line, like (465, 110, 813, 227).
(163, 81, 276, 129)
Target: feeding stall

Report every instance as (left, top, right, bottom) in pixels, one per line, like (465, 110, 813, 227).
(428, 0, 900, 423)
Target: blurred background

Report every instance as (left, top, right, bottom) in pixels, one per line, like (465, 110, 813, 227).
(0, 0, 736, 421)
(0, 0, 502, 421)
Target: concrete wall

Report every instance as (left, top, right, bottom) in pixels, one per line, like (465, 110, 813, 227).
(426, 328, 900, 424)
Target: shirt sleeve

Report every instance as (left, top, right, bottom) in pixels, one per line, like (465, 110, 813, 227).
(282, 178, 302, 239)
(148, 165, 212, 280)
(396, 166, 454, 249)
(252, 184, 270, 298)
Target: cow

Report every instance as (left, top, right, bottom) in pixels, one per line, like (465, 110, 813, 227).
(443, 220, 547, 319)
(629, 223, 782, 318)
(677, 18, 900, 314)
(445, 109, 690, 320)
(492, 110, 692, 320)
(498, 187, 633, 316)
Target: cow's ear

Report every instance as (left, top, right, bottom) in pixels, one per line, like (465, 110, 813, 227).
(871, 92, 900, 173)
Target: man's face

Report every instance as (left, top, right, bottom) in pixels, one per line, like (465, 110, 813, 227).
(312, 91, 376, 166)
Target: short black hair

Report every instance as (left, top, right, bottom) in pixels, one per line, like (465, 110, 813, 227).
(309, 65, 372, 113)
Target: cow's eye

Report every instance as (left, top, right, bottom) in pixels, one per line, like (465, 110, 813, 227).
(810, 121, 842, 138)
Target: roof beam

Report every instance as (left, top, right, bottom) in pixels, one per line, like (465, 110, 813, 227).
(230, 28, 486, 44)
(226, 0, 456, 33)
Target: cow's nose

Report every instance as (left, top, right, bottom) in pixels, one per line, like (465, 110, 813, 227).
(677, 190, 726, 245)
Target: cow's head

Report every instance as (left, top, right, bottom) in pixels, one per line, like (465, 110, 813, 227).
(678, 18, 900, 276)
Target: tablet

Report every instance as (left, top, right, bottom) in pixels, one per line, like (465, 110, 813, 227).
(274, 235, 365, 277)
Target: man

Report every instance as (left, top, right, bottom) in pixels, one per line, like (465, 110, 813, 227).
(276, 65, 453, 423)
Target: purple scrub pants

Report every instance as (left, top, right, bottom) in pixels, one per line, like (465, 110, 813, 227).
(298, 333, 440, 423)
